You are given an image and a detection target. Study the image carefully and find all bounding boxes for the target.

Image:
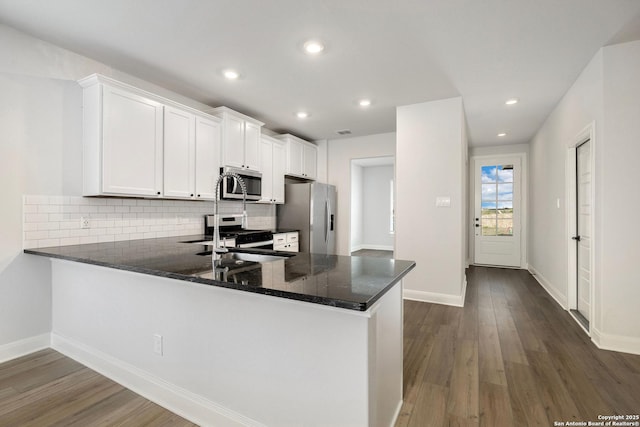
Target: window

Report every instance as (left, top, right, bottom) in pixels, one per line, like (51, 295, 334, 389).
(481, 165, 513, 236)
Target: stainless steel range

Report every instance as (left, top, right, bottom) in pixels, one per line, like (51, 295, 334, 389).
(204, 215, 273, 249)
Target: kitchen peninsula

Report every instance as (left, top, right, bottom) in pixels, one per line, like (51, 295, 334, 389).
(26, 236, 415, 427)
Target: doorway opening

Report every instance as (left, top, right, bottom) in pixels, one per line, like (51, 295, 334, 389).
(350, 156, 395, 259)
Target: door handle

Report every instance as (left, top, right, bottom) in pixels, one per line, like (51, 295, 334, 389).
(571, 236, 581, 241)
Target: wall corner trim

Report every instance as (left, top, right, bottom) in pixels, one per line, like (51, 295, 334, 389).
(51, 333, 266, 427)
(591, 327, 640, 356)
(0, 333, 51, 364)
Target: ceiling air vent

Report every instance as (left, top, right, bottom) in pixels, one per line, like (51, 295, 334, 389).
(336, 129, 352, 135)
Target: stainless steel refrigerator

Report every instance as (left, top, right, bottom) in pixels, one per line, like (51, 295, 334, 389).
(277, 182, 336, 254)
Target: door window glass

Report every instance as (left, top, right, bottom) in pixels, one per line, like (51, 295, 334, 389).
(481, 165, 514, 236)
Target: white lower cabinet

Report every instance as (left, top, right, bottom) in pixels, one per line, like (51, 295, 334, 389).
(258, 135, 285, 204)
(80, 74, 220, 199)
(274, 232, 299, 252)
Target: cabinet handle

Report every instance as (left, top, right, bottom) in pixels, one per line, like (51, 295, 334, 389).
(197, 194, 201, 197)
(190, 194, 194, 197)
(157, 191, 161, 195)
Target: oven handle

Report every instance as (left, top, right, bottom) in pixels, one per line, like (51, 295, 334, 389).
(236, 240, 274, 249)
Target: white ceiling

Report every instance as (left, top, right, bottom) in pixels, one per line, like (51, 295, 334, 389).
(1, 0, 639, 147)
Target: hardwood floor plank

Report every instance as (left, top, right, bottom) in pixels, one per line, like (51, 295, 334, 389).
(407, 382, 447, 427)
(503, 361, 550, 426)
(479, 382, 514, 427)
(525, 349, 582, 424)
(446, 339, 479, 422)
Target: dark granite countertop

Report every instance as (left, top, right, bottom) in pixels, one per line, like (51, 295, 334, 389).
(24, 235, 415, 311)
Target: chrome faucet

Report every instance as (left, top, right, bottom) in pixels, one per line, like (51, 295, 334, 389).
(212, 171, 248, 255)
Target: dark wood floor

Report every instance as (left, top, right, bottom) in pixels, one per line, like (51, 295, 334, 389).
(396, 266, 640, 427)
(1, 266, 639, 426)
(351, 249, 394, 258)
(0, 350, 196, 426)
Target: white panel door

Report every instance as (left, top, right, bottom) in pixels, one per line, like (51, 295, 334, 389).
(576, 140, 592, 321)
(286, 139, 304, 176)
(303, 143, 317, 180)
(258, 137, 273, 203)
(194, 116, 221, 200)
(102, 86, 163, 196)
(244, 121, 261, 171)
(163, 106, 195, 199)
(272, 140, 286, 203)
(474, 157, 521, 267)
(221, 114, 245, 168)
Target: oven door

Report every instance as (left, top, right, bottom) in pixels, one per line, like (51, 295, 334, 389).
(221, 167, 262, 201)
(236, 240, 274, 250)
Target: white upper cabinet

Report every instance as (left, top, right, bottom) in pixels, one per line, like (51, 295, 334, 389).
(258, 135, 286, 204)
(164, 107, 221, 200)
(303, 143, 317, 180)
(164, 106, 195, 198)
(275, 134, 318, 180)
(272, 139, 286, 202)
(80, 74, 221, 199)
(83, 81, 164, 197)
(210, 107, 264, 172)
(194, 116, 221, 200)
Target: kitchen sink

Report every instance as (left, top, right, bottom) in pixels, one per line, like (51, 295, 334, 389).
(182, 239, 216, 245)
(217, 252, 286, 263)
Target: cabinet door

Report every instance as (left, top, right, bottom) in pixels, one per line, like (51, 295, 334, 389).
(258, 138, 273, 202)
(286, 139, 304, 177)
(195, 116, 221, 200)
(244, 121, 261, 171)
(164, 106, 195, 198)
(303, 143, 317, 180)
(102, 86, 163, 196)
(272, 141, 286, 203)
(222, 114, 245, 168)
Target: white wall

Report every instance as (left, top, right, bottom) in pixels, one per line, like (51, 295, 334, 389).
(0, 23, 229, 353)
(350, 164, 364, 251)
(528, 51, 604, 309)
(326, 133, 396, 256)
(529, 40, 640, 354)
(599, 40, 640, 348)
(362, 166, 394, 250)
(396, 98, 467, 306)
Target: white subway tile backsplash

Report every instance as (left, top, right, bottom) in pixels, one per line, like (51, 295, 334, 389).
(22, 195, 276, 249)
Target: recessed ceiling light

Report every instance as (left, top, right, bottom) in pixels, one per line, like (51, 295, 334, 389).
(223, 69, 239, 80)
(303, 40, 325, 55)
(505, 98, 519, 105)
(296, 111, 309, 119)
(359, 99, 372, 107)
(498, 133, 507, 137)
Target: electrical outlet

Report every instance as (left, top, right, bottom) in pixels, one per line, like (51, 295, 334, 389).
(80, 217, 90, 229)
(153, 334, 163, 356)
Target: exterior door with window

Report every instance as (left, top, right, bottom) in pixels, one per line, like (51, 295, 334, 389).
(474, 157, 521, 267)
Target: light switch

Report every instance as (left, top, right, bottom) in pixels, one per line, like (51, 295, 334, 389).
(436, 196, 451, 207)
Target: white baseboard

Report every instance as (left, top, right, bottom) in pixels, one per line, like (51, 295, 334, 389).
(0, 333, 51, 363)
(51, 333, 264, 427)
(527, 265, 568, 309)
(591, 327, 640, 356)
(403, 285, 465, 308)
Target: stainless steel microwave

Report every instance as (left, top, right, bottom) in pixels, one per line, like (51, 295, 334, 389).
(220, 167, 262, 201)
